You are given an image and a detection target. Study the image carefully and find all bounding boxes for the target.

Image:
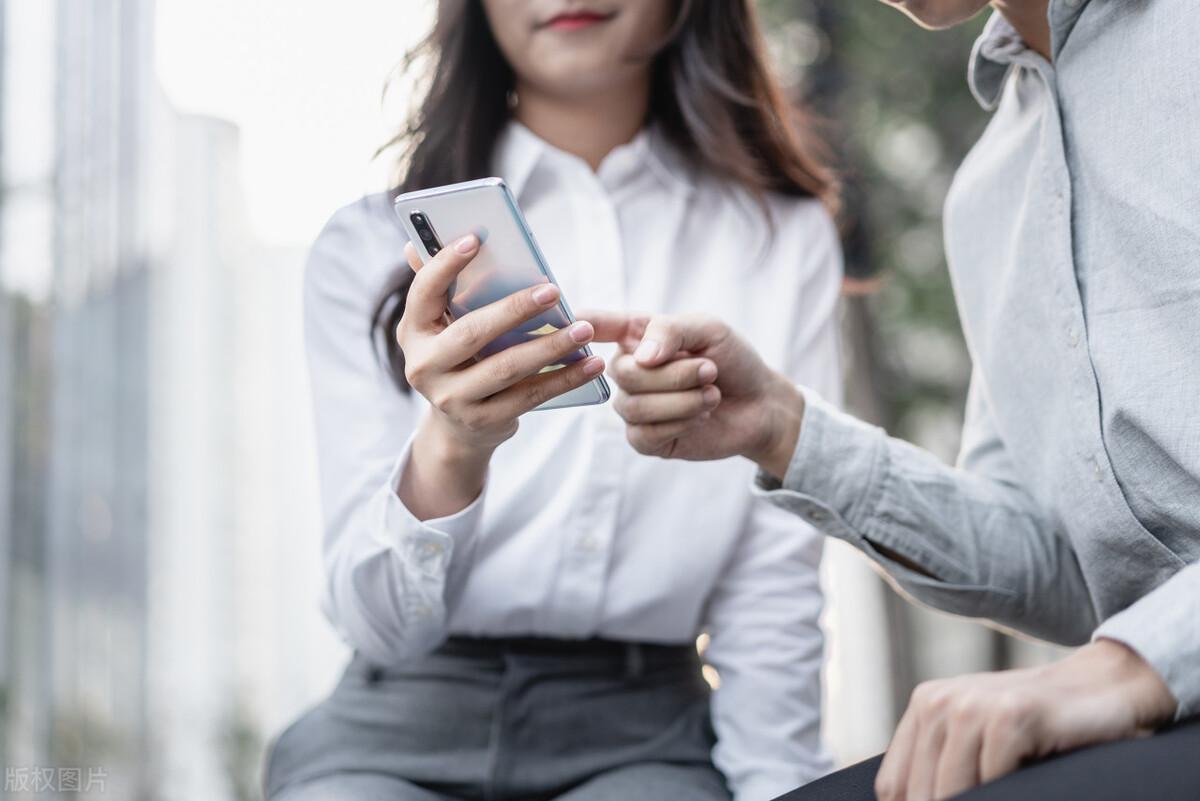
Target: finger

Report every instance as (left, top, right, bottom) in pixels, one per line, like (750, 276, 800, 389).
(609, 354, 718, 394)
(584, 309, 649, 351)
(456, 319, 596, 400)
(632, 314, 727, 366)
(406, 234, 480, 326)
(906, 715, 948, 801)
(404, 241, 423, 272)
(433, 282, 563, 369)
(482, 354, 606, 417)
(625, 416, 709, 456)
(978, 720, 1027, 785)
(614, 386, 721, 425)
(932, 722, 983, 800)
(876, 705, 921, 801)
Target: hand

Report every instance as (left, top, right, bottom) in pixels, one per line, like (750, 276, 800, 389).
(397, 235, 605, 518)
(875, 639, 1178, 801)
(592, 313, 801, 472)
(589, 312, 804, 476)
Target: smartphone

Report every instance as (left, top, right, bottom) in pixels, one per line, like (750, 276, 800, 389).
(394, 178, 610, 411)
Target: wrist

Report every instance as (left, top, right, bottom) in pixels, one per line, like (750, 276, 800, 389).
(745, 375, 806, 480)
(402, 417, 494, 521)
(417, 415, 496, 473)
(1080, 639, 1178, 727)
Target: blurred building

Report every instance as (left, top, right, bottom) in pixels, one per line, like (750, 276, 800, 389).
(0, 2, 158, 798)
(1, 2, 342, 799)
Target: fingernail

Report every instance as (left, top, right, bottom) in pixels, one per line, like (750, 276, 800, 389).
(532, 284, 558, 305)
(697, 361, 718, 383)
(702, 385, 720, 406)
(634, 339, 660, 364)
(582, 356, 605, 376)
(569, 321, 594, 343)
(454, 234, 478, 254)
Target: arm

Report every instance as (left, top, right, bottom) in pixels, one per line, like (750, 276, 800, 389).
(307, 199, 604, 664)
(596, 311, 1095, 643)
(705, 504, 830, 801)
(1095, 561, 1200, 720)
(305, 201, 485, 664)
(705, 205, 841, 800)
(758, 371, 1098, 645)
(595, 313, 1179, 799)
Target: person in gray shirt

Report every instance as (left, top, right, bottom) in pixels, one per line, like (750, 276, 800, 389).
(592, 0, 1199, 799)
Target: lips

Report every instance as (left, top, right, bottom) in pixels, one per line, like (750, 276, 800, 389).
(541, 9, 616, 31)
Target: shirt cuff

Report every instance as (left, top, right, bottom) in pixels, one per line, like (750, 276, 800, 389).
(380, 434, 488, 578)
(753, 389, 889, 534)
(1093, 561, 1200, 721)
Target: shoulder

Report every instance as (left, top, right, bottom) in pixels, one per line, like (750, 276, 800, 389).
(306, 192, 409, 300)
(765, 192, 840, 249)
(756, 189, 843, 281)
(694, 174, 838, 250)
(311, 192, 408, 269)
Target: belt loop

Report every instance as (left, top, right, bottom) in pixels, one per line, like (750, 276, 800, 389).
(625, 643, 644, 679)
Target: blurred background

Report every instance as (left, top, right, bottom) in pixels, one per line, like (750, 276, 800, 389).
(0, 1, 1066, 799)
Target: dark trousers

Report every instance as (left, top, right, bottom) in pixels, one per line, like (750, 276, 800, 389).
(775, 718, 1200, 801)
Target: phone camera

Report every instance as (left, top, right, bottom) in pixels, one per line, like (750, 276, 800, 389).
(409, 211, 443, 254)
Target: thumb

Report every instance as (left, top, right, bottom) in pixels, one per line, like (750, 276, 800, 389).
(633, 314, 724, 367)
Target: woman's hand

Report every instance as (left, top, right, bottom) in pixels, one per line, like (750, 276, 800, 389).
(397, 234, 605, 519)
(591, 312, 804, 477)
(874, 639, 1178, 801)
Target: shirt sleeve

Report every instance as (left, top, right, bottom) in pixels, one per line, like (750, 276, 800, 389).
(705, 204, 839, 801)
(704, 503, 831, 801)
(304, 196, 487, 666)
(755, 369, 1099, 647)
(1094, 562, 1200, 720)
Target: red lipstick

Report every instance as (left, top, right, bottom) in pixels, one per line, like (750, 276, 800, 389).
(542, 10, 614, 31)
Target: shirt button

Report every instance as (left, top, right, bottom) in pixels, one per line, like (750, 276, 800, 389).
(1067, 326, 1080, 347)
(422, 541, 444, 557)
(579, 534, 600, 552)
(806, 508, 829, 524)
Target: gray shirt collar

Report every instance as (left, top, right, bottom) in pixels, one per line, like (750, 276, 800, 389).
(968, 1, 1094, 111)
(968, 13, 1028, 111)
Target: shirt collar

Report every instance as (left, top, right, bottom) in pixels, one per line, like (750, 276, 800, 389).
(968, 12, 1026, 111)
(968, 1, 1094, 110)
(494, 120, 696, 201)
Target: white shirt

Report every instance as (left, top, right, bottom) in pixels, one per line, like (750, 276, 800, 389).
(304, 122, 843, 801)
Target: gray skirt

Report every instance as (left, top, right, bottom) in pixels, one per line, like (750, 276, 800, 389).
(264, 637, 729, 801)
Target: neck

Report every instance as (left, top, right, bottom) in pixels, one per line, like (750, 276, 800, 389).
(513, 77, 651, 171)
(993, 0, 1052, 60)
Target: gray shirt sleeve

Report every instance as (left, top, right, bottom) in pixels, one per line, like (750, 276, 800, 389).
(1094, 564, 1200, 719)
(755, 373, 1098, 646)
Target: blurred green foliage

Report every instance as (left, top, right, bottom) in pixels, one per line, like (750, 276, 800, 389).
(761, 0, 990, 455)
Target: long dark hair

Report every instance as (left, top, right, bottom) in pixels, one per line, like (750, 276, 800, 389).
(371, 0, 837, 390)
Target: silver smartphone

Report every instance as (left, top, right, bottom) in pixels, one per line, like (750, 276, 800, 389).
(394, 178, 610, 411)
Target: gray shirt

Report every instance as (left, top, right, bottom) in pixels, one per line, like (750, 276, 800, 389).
(759, 1, 1199, 717)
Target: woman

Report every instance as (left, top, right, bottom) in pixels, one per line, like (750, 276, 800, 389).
(266, 2, 843, 800)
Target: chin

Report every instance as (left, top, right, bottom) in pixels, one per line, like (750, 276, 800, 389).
(886, 0, 991, 29)
(529, 52, 637, 97)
